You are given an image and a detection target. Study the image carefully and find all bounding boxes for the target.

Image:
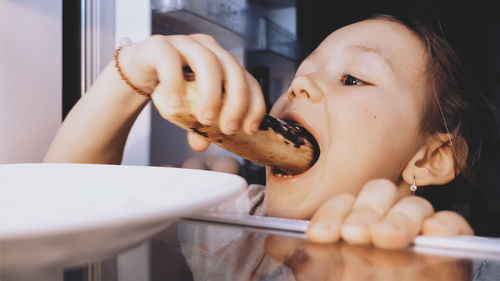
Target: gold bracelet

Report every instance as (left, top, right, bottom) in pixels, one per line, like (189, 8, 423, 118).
(114, 46, 151, 96)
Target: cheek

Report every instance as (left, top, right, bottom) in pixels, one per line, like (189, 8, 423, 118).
(325, 91, 423, 178)
(328, 88, 422, 138)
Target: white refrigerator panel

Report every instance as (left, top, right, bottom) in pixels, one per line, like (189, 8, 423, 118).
(115, 0, 152, 166)
(0, 0, 62, 163)
(81, 0, 151, 166)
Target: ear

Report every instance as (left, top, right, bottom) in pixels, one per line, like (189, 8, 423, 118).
(402, 133, 463, 186)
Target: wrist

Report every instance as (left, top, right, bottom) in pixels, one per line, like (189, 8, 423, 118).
(116, 44, 158, 95)
(87, 57, 151, 113)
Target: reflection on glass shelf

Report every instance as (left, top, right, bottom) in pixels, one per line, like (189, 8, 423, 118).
(151, 0, 300, 60)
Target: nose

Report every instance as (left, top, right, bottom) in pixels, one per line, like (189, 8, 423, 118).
(287, 74, 324, 102)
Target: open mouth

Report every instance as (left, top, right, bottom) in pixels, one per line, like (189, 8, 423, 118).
(272, 118, 320, 179)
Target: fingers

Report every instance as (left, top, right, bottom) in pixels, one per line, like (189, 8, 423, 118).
(165, 35, 223, 125)
(142, 37, 185, 107)
(306, 194, 355, 243)
(422, 210, 474, 236)
(190, 34, 251, 135)
(370, 196, 434, 249)
(148, 34, 264, 136)
(242, 73, 266, 135)
(190, 34, 265, 135)
(187, 131, 210, 152)
(340, 179, 399, 244)
(306, 178, 471, 250)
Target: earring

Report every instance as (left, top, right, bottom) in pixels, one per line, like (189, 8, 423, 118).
(410, 177, 417, 196)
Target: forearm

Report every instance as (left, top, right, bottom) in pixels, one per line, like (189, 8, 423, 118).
(44, 57, 151, 164)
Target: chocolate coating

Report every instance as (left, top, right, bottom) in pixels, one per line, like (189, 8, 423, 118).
(191, 127, 208, 138)
(259, 115, 320, 166)
(259, 115, 310, 148)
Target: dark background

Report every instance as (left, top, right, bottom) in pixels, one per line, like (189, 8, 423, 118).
(296, 0, 500, 136)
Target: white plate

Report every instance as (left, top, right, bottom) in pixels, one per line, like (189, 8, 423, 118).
(0, 163, 246, 273)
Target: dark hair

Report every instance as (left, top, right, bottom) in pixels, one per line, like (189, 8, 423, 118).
(371, 11, 498, 235)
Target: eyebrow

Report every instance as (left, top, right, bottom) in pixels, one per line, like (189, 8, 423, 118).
(350, 44, 394, 70)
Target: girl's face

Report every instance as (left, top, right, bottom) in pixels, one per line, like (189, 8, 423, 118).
(266, 19, 430, 219)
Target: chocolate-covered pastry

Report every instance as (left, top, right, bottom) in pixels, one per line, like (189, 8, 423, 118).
(151, 76, 319, 175)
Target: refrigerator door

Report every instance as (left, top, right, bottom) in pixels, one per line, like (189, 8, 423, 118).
(78, 2, 152, 281)
(81, 0, 151, 167)
(115, 0, 151, 166)
(0, 0, 62, 164)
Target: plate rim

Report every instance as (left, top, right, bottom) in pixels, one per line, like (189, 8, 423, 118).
(0, 163, 248, 241)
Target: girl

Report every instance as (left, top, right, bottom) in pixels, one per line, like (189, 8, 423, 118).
(45, 11, 497, 249)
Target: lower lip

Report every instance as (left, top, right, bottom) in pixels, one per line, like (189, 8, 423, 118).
(268, 171, 295, 182)
(268, 159, 318, 183)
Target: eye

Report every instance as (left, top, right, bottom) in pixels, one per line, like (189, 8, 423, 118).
(341, 74, 367, 86)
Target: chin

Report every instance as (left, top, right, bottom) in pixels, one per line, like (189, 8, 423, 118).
(264, 159, 324, 220)
(264, 194, 315, 220)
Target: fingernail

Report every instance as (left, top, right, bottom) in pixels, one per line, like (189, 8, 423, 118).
(226, 120, 239, 132)
(311, 220, 331, 232)
(168, 95, 181, 107)
(201, 110, 216, 123)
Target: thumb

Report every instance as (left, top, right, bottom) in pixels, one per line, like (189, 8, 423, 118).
(187, 131, 210, 152)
